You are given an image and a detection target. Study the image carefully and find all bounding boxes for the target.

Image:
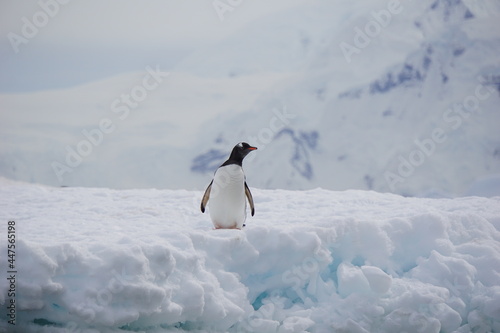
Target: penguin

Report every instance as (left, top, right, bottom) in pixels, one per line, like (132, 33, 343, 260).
(200, 142, 257, 229)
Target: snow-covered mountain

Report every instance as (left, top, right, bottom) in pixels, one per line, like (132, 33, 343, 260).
(1, 0, 499, 196)
(1, 178, 499, 332)
(187, 0, 500, 196)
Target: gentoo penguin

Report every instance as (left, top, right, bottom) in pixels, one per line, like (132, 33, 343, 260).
(200, 142, 257, 229)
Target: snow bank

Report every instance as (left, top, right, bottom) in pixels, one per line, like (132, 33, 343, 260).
(1, 178, 499, 332)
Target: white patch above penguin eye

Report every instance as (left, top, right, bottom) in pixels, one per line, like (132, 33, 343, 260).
(237, 142, 244, 148)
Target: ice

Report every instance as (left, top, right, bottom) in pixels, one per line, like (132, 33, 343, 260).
(1, 3, 500, 331)
(337, 263, 371, 297)
(361, 266, 392, 294)
(1, 178, 500, 332)
(277, 316, 315, 333)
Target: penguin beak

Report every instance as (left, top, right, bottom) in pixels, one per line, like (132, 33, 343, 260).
(248, 146, 258, 151)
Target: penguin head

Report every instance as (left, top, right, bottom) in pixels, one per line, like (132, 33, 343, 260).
(226, 142, 257, 165)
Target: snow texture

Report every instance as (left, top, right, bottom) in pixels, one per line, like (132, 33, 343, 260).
(1, 177, 500, 332)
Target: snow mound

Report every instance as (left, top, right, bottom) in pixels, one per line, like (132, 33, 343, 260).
(1, 178, 500, 332)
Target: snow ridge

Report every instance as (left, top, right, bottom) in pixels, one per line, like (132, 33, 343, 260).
(1, 179, 499, 332)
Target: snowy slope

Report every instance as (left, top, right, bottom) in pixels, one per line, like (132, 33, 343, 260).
(1, 0, 500, 196)
(1, 178, 500, 332)
(0, 70, 292, 189)
(188, 0, 500, 196)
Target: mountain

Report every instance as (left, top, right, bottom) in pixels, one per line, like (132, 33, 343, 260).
(188, 0, 500, 196)
(1, 0, 499, 196)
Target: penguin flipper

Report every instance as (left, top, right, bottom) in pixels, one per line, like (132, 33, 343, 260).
(245, 182, 255, 216)
(200, 180, 213, 213)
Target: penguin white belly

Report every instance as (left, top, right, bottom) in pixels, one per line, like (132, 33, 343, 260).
(209, 164, 247, 229)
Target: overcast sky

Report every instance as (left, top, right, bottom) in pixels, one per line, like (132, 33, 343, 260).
(0, 0, 309, 92)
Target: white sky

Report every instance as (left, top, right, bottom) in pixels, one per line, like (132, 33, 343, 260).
(0, 0, 310, 48)
(0, 0, 310, 91)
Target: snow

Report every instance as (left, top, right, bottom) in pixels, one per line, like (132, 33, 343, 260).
(1, 1, 499, 196)
(1, 177, 500, 332)
(1, 1, 500, 330)
(466, 175, 500, 198)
